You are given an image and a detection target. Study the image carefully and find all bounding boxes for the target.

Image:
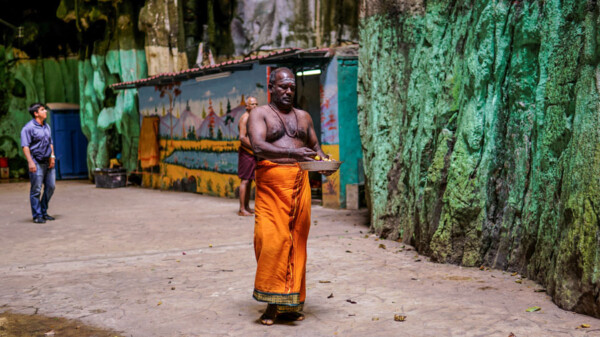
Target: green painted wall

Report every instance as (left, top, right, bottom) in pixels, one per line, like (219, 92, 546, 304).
(337, 57, 362, 207)
(0, 47, 79, 178)
(58, 0, 147, 176)
(359, 0, 600, 318)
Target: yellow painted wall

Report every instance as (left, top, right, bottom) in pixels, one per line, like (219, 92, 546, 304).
(321, 144, 340, 208)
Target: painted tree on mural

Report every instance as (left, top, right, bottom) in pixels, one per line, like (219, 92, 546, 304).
(155, 82, 182, 145)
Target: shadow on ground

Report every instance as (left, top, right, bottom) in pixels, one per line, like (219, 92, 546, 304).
(0, 312, 123, 337)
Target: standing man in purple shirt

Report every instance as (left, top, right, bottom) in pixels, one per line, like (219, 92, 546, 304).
(21, 103, 56, 224)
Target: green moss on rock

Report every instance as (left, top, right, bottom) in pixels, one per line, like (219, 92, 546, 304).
(359, 0, 600, 317)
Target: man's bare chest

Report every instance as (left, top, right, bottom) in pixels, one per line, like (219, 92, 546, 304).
(264, 114, 309, 143)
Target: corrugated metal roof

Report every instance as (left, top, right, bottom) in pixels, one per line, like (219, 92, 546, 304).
(110, 48, 332, 90)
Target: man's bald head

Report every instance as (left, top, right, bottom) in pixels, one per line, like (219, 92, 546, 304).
(246, 96, 258, 112)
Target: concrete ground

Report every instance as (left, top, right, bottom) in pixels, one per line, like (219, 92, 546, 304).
(1, 180, 599, 337)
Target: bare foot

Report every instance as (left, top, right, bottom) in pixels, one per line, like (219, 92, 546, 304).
(246, 208, 255, 214)
(259, 304, 277, 325)
(238, 210, 253, 216)
(278, 312, 305, 321)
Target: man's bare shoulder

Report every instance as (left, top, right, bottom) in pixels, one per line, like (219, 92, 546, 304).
(253, 105, 271, 115)
(293, 108, 312, 120)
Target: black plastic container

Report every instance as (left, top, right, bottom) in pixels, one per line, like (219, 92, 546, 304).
(94, 168, 126, 188)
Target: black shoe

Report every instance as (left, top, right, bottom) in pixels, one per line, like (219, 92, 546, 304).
(43, 215, 55, 221)
(33, 217, 46, 224)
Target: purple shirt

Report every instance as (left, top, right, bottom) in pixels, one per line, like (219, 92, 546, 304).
(21, 119, 53, 162)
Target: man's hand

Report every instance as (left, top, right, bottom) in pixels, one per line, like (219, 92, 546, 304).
(49, 158, 55, 169)
(28, 161, 37, 173)
(291, 147, 317, 161)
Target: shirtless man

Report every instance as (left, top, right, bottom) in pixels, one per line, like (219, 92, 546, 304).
(247, 67, 333, 325)
(237, 96, 258, 216)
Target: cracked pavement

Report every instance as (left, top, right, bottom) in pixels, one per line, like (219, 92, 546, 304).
(1, 180, 599, 336)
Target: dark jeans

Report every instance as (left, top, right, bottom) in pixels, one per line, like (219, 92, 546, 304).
(29, 160, 55, 219)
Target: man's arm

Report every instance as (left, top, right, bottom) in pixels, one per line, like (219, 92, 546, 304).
(304, 111, 336, 176)
(21, 127, 36, 173)
(49, 144, 55, 169)
(247, 108, 316, 161)
(305, 112, 327, 159)
(22, 147, 37, 173)
(238, 113, 252, 149)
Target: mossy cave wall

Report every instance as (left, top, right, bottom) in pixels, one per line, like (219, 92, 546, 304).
(359, 0, 600, 317)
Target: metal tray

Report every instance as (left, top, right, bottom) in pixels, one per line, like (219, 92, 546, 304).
(298, 161, 342, 172)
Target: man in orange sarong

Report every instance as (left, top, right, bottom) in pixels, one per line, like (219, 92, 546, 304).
(247, 67, 335, 325)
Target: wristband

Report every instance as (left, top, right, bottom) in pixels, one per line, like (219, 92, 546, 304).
(50, 155, 55, 158)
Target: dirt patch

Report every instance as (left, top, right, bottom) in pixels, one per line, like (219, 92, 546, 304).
(0, 312, 123, 337)
(443, 275, 473, 281)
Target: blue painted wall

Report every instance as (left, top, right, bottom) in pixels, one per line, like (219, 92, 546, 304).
(337, 57, 362, 208)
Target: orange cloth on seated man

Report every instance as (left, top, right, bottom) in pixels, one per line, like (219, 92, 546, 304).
(253, 160, 312, 313)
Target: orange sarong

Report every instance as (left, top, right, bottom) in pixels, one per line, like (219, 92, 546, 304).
(253, 160, 311, 313)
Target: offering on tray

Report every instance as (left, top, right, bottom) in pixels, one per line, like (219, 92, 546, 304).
(298, 155, 342, 172)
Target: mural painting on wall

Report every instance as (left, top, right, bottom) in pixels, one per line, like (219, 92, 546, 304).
(320, 59, 341, 208)
(137, 64, 268, 197)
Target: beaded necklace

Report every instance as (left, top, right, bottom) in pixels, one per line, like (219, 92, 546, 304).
(268, 103, 299, 138)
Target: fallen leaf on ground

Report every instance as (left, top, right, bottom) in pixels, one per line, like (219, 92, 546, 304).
(346, 250, 352, 253)
(511, 272, 518, 276)
(508, 333, 516, 337)
(327, 293, 334, 298)
(379, 244, 386, 249)
(479, 266, 485, 270)
(364, 235, 369, 238)
(319, 280, 331, 283)
(394, 315, 407, 322)
(372, 317, 379, 321)
(526, 306, 541, 312)
(176, 260, 181, 263)
(44, 331, 55, 336)
(414, 259, 422, 262)
(346, 299, 357, 304)
(348, 314, 356, 316)
(579, 324, 591, 328)
(171, 287, 175, 290)
(182, 252, 186, 255)
(534, 288, 546, 293)
(375, 238, 379, 241)
(157, 301, 162, 306)
(515, 279, 522, 284)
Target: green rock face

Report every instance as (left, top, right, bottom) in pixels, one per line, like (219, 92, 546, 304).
(58, 0, 147, 175)
(359, 1, 600, 317)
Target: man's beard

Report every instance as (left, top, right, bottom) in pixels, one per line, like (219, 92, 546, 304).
(273, 95, 293, 109)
